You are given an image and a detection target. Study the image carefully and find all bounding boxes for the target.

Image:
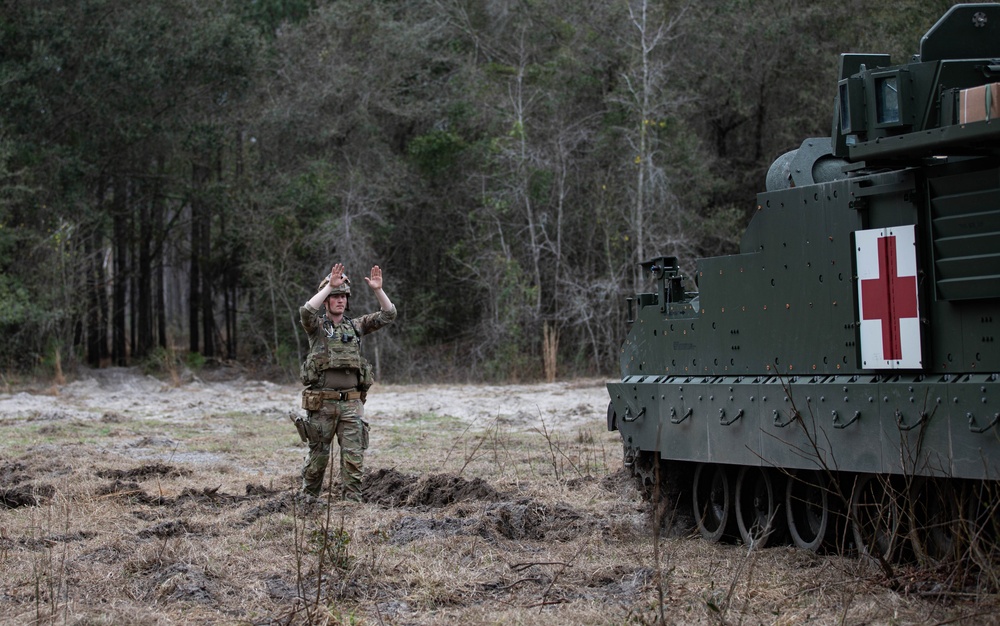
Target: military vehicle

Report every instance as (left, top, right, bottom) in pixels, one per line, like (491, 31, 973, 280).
(607, 3, 1000, 564)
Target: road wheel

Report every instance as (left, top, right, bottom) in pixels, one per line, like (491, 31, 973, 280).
(785, 470, 830, 552)
(736, 466, 786, 548)
(693, 463, 735, 542)
(850, 474, 902, 562)
(908, 477, 961, 566)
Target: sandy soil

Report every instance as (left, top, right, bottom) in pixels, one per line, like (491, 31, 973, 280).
(0, 368, 610, 431)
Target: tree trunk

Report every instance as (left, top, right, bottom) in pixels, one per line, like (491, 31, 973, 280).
(154, 161, 167, 351)
(136, 175, 154, 359)
(200, 164, 216, 359)
(85, 182, 110, 367)
(190, 160, 216, 358)
(112, 175, 128, 366)
(189, 166, 203, 355)
(218, 144, 236, 360)
(84, 230, 106, 368)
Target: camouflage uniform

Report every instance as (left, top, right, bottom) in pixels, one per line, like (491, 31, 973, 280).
(299, 303, 396, 501)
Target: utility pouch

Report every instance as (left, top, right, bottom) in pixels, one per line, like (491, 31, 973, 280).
(299, 353, 328, 387)
(301, 389, 324, 411)
(358, 359, 375, 392)
(360, 419, 370, 450)
(288, 412, 309, 443)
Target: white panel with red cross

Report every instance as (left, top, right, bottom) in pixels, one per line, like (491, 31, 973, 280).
(855, 225, 922, 370)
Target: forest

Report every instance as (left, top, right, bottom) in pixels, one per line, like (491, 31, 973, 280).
(0, 0, 962, 382)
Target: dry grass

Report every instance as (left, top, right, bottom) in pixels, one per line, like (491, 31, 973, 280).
(1, 375, 999, 625)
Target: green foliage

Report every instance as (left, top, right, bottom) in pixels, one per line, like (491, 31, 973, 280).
(856, 0, 957, 64)
(272, 342, 299, 377)
(528, 168, 554, 206)
(408, 130, 467, 178)
(284, 162, 342, 223)
(37, 337, 65, 376)
(0, 266, 56, 371)
(399, 289, 441, 347)
(0, 274, 29, 327)
(0, 0, 954, 380)
(140, 346, 179, 376)
(481, 256, 538, 381)
(690, 203, 745, 257)
(308, 525, 352, 570)
(185, 351, 206, 371)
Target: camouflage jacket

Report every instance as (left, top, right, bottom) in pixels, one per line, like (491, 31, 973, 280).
(298, 303, 396, 389)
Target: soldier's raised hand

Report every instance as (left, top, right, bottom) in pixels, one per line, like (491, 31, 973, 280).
(329, 263, 346, 289)
(364, 266, 383, 290)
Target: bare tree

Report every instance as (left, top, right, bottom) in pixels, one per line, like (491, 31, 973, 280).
(614, 0, 694, 285)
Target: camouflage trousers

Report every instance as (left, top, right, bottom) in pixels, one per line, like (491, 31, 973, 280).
(300, 399, 369, 501)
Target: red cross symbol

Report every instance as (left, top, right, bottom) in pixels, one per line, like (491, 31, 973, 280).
(860, 235, 918, 361)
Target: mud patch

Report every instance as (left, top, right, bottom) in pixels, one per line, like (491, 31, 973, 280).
(242, 493, 291, 525)
(600, 467, 634, 494)
(245, 483, 280, 496)
(15, 530, 97, 550)
(0, 461, 28, 484)
(79, 544, 131, 565)
(385, 496, 596, 545)
(363, 468, 413, 506)
(388, 515, 474, 544)
(96, 479, 159, 504)
(96, 463, 191, 480)
(93, 478, 280, 520)
(584, 565, 655, 599)
(364, 468, 501, 508)
(369, 467, 596, 545)
(138, 519, 203, 538)
(174, 485, 236, 505)
(152, 563, 216, 603)
(264, 575, 298, 601)
(409, 473, 501, 507)
(0, 483, 55, 508)
(480, 499, 595, 541)
(0, 457, 62, 508)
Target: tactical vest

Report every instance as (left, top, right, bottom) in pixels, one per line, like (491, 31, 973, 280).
(300, 316, 374, 390)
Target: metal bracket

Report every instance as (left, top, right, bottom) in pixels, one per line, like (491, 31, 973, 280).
(720, 408, 744, 426)
(622, 405, 646, 423)
(670, 407, 693, 424)
(832, 409, 861, 429)
(896, 409, 928, 431)
(773, 409, 800, 428)
(968, 411, 1000, 433)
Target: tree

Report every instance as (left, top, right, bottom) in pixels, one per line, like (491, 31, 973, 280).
(0, 0, 260, 368)
(0, 0, 954, 380)
(611, 0, 694, 284)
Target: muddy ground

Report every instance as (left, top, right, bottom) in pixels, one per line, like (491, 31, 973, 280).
(1, 366, 998, 625)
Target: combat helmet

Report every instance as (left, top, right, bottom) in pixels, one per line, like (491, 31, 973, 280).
(318, 273, 351, 295)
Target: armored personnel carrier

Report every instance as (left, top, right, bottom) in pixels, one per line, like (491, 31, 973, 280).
(607, 3, 1000, 564)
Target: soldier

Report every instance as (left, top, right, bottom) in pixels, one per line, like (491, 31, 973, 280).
(297, 262, 396, 502)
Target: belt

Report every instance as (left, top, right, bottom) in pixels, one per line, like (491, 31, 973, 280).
(313, 389, 364, 401)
